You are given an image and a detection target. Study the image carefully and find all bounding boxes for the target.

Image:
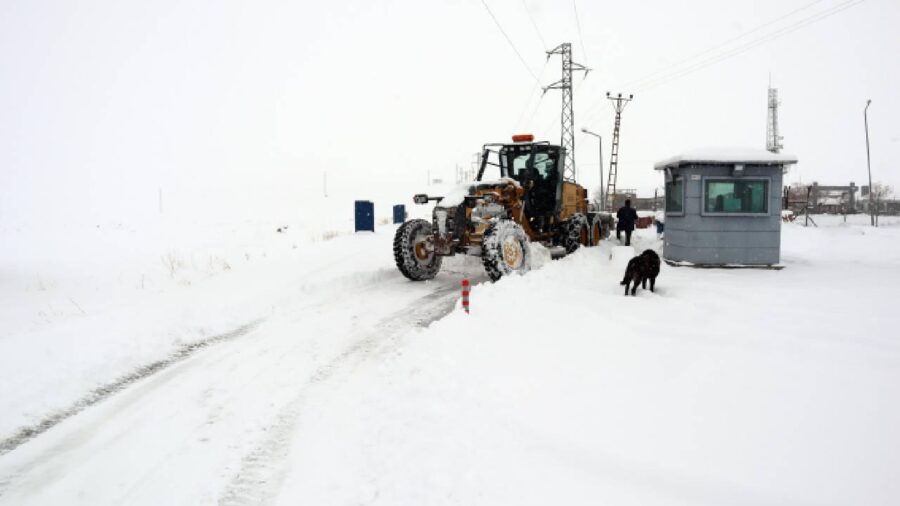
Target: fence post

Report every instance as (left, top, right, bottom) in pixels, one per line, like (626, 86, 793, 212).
(461, 279, 470, 314)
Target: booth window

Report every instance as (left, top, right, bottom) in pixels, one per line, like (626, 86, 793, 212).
(704, 179, 768, 214)
(666, 178, 684, 214)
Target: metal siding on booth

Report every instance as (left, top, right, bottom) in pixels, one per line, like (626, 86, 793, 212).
(665, 244, 779, 265)
(663, 163, 783, 265)
(668, 214, 780, 232)
(665, 230, 779, 248)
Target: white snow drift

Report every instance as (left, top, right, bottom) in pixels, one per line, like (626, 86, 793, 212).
(0, 215, 898, 505)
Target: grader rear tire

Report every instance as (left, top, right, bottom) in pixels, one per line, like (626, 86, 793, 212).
(589, 218, 602, 246)
(561, 213, 590, 254)
(393, 219, 442, 281)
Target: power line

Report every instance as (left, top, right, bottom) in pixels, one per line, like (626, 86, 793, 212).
(619, 0, 829, 91)
(578, 0, 864, 124)
(633, 0, 863, 92)
(522, 0, 548, 50)
(578, 0, 860, 122)
(513, 59, 550, 132)
(480, 0, 541, 83)
(632, 0, 865, 93)
(572, 0, 589, 66)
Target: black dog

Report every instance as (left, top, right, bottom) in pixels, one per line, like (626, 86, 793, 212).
(620, 249, 660, 296)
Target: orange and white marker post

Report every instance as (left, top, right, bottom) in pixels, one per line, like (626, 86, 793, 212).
(461, 279, 470, 314)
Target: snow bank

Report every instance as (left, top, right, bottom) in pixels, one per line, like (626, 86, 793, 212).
(2, 214, 899, 505)
(0, 209, 422, 437)
(609, 244, 636, 268)
(273, 222, 900, 505)
(527, 241, 552, 269)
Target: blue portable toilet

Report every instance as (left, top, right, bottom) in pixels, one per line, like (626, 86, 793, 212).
(354, 200, 374, 232)
(392, 205, 405, 224)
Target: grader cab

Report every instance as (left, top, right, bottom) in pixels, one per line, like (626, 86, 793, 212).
(394, 134, 604, 281)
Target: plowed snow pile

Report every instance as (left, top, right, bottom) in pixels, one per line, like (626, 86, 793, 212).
(274, 216, 900, 506)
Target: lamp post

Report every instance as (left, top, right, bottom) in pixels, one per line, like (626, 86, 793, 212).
(581, 128, 603, 210)
(864, 99, 874, 226)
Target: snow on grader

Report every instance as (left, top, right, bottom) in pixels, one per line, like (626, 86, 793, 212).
(394, 134, 608, 282)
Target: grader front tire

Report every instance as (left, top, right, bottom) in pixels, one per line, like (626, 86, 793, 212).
(482, 221, 531, 282)
(393, 219, 442, 281)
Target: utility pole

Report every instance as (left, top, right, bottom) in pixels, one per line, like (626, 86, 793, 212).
(605, 92, 633, 211)
(543, 42, 589, 182)
(766, 78, 784, 153)
(864, 99, 874, 226)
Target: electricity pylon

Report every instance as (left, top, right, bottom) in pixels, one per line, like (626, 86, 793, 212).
(543, 42, 589, 182)
(605, 92, 633, 211)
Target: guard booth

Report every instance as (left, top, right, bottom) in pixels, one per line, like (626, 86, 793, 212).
(655, 149, 798, 267)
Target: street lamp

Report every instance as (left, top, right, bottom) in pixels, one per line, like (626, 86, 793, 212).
(581, 127, 603, 210)
(864, 99, 874, 226)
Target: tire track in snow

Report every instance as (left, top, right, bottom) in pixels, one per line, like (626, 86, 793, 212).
(217, 284, 464, 506)
(0, 319, 263, 458)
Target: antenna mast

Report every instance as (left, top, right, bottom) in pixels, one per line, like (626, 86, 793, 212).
(767, 79, 784, 153)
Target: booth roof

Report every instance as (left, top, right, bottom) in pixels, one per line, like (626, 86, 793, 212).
(654, 148, 798, 170)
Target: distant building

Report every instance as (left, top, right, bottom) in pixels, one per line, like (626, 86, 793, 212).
(608, 190, 663, 211)
(784, 182, 899, 215)
(859, 185, 900, 215)
(808, 182, 857, 214)
(609, 189, 636, 210)
(631, 194, 665, 211)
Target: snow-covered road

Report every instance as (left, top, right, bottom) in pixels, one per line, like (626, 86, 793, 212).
(0, 227, 487, 504)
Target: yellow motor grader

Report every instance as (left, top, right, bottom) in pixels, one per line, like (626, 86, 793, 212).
(394, 134, 605, 281)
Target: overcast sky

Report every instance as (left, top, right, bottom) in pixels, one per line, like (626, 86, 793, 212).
(1, 0, 897, 224)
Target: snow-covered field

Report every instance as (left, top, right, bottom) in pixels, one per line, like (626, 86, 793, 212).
(1, 213, 898, 505)
(0, 187, 434, 438)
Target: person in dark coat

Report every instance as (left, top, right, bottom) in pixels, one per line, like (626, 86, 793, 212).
(616, 199, 639, 246)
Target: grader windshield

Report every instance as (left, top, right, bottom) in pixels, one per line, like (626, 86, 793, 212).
(476, 141, 564, 219)
(476, 142, 563, 185)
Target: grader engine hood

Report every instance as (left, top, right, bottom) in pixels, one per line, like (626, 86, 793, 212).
(426, 178, 522, 254)
(435, 178, 520, 207)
